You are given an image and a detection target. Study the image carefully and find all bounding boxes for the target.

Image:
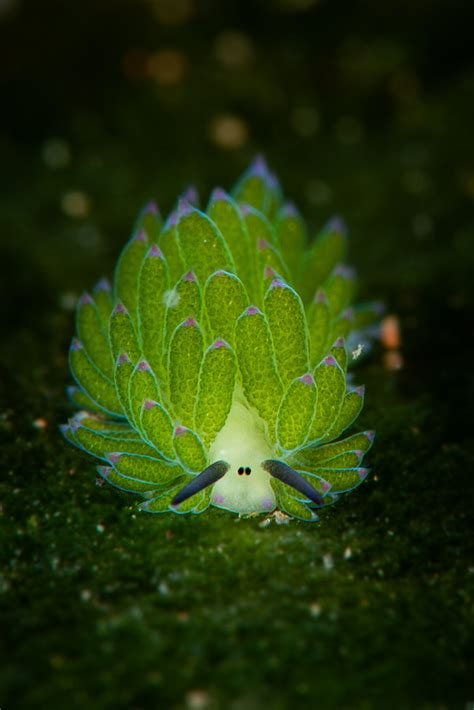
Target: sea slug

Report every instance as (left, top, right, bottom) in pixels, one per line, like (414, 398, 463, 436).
(61, 157, 382, 521)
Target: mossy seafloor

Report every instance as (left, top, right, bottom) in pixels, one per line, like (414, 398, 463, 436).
(2, 352, 473, 710)
(1, 1, 474, 708)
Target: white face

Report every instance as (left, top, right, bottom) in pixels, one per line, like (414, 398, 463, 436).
(208, 398, 276, 514)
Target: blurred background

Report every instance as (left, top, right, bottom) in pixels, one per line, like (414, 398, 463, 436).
(1, 1, 473, 708)
(1, 0, 473, 309)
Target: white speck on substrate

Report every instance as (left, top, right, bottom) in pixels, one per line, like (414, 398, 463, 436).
(42, 137, 71, 168)
(0, 574, 10, 593)
(159, 581, 169, 596)
(186, 689, 211, 709)
(309, 602, 321, 617)
(323, 553, 334, 571)
(258, 510, 290, 527)
(343, 546, 352, 560)
(61, 190, 90, 218)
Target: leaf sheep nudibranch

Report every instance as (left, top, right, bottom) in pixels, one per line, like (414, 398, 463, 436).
(62, 157, 382, 521)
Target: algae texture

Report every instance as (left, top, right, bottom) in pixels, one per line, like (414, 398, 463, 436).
(1, 1, 473, 708)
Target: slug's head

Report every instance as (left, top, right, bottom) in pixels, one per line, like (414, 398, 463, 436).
(169, 398, 275, 514)
(170, 398, 324, 514)
(216, 463, 271, 512)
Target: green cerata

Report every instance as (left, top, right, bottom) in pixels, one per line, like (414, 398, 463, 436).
(61, 157, 383, 521)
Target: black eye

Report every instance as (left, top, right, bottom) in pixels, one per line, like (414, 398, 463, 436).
(238, 467, 244, 475)
(245, 467, 251, 475)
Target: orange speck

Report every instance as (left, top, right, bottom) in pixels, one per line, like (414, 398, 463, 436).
(209, 114, 248, 150)
(381, 315, 401, 349)
(383, 350, 404, 371)
(214, 31, 254, 68)
(121, 49, 150, 82)
(147, 50, 188, 85)
(61, 191, 90, 218)
(33, 417, 48, 429)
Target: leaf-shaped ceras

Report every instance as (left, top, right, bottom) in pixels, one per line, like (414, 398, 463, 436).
(62, 157, 380, 521)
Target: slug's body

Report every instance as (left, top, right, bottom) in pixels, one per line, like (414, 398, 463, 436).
(62, 158, 381, 521)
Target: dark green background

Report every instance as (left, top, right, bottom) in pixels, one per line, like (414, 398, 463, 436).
(1, 1, 473, 708)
